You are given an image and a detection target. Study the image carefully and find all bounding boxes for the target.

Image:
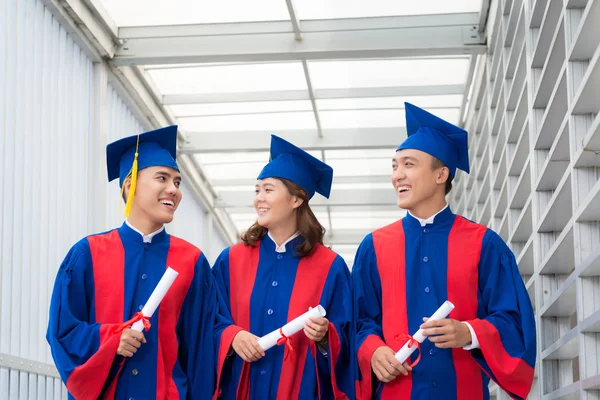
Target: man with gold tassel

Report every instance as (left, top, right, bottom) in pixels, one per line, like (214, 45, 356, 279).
(46, 126, 225, 399)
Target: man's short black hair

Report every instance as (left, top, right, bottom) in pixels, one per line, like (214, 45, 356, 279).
(431, 157, 453, 195)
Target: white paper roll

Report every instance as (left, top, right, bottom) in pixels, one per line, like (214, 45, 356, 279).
(131, 267, 179, 332)
(257, 305, 327, 351)
(394, 300, 455, 363)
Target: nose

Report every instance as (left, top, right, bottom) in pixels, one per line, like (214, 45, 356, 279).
(392, 166, 406, 183)
(165, 181, 178, 194)
(255, 189, 265, 202)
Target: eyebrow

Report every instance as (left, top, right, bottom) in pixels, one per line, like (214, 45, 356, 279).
(156, 171, 182, 181)
(255, 182, 275, 189)
(393, 156, 418, 163)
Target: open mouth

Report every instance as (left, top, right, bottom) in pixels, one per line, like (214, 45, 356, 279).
(159, 199, 175, 209)
(257, 207, 270, 216)
(397, 185, 411, 194)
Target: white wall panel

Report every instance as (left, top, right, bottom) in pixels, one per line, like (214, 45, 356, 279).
(0, 0, 230, 398)
(451, 0, 600, 398)
(0, 0, 93, 398)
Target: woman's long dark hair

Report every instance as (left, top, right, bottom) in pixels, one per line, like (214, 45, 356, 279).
(241, 178, 325, 257)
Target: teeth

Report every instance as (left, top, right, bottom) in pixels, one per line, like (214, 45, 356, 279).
(160, 200, 174, 206)
(398, 186, 410, 192)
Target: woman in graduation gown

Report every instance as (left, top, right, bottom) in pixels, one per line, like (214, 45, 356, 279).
(212, 134, 355, 400)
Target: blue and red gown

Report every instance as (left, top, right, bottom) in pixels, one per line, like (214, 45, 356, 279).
(212, 234, 354, 399)
(353, 207, 536, 400)
(46, 222, 223, 399)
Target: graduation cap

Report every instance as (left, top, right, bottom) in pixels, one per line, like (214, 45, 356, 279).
(396, 102, 469, 178)
(257, 135, 333, 199)
(106, 125, 179, 217)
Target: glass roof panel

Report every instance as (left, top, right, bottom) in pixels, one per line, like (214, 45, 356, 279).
(316, 95, 464, 110)
(169, 100, 313, 117)
(325, 149, 394, 159)
(296, 0, 482, 19)
(99, 0, 290, 26)
(179, 112, 317, 132)
(147, 63, 307, 94)
(320, 110, 404, 129)
(309, 58, 470, 89)
(195, 158, 266, 180)
(197, 152, 270, 164)
(326, 158, 391, 177)
(332, 183, 392, 190)
(320, 107, 461, 129)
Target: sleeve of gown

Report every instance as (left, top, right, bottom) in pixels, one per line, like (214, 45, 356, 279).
(177, 251, 226, 400)
(45, 241, 122, 400)
(351, 234, 386, 400)
(465, 231, 537, 400)
(314, 256, 355, 399)
(211, 247, 244, 399)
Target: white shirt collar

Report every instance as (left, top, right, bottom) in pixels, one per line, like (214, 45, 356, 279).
(408, 203, 449, 227)
(268, 231, 301, 253)
(125, 219, 165, 243)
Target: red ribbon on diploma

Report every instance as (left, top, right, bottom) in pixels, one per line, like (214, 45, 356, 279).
(394, 333, 421, 367)
(113, 311, 151, 334)
(276, 328, 294, 359)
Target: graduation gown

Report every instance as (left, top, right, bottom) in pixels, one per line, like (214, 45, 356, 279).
(353, 207, 536, 400)
(46, 222, 222, 400)
(212, 235, 354, 400)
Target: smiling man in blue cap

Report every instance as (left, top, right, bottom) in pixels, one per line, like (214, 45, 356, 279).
(46, 126, 224, 399)
(353, 103, 536, 400)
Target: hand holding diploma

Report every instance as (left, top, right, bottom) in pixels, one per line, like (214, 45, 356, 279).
(258, 305, 327, 351)
(303, 306, 329, 342)
(394, 300, 455, 364)
(371, 347, 412, 383)
(371, 301, 455, 382)
(420, 302, 472, 349)
(114, 267, 179, 357)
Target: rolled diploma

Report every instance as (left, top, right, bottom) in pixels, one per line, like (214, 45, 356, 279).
(131, 267, 179, 332)
(257, 305, 327, 351)
(394, 300, 455, 363)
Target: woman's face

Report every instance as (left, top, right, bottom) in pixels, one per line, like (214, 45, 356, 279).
(254, 178, 302, 229)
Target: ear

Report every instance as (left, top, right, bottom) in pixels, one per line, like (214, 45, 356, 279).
(291, 195, 304, 210)
(123, 176, 132, 197)
(436, 167, 450, 185)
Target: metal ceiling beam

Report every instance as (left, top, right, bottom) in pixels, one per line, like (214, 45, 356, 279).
(53, 0, 118, 58)
(216, 187, 398, 208)
(285, 0, 302, 41)
(302, 60, 323, 137)
(114, 13, 486, 65)
(478, 0, 492, 33)
(162, 84, 465, 105)
(179, 127, 406, 153)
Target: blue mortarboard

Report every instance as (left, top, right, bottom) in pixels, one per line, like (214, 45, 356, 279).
(396, 102, 469, 177)
(106, 125, 179, 216)
(106, 125, 179, 186)
(257, 135, 333, 199)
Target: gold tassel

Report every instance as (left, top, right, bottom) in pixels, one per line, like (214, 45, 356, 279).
(123, 135, 140, 217)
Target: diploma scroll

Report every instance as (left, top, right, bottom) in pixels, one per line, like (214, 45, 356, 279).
(257, 305, 327, 351)
(394, 300, 455, 363)
(131, 267, 179, 332)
